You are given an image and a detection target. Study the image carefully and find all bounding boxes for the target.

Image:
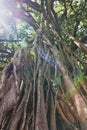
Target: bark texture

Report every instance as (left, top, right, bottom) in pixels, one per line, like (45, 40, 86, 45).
(0, 45, 87, 130)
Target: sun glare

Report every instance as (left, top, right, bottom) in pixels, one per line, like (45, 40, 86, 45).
(0, 8, 12, 31)
(0, 0, 12, 19)
(0, 0, 13, 36)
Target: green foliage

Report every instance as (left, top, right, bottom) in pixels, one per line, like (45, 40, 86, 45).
(20, 39, 27, 48)
(0, 0, 87, 75)
(16, 19, 35, 38)
(30, 49, 36, 58)
(53, 76, 61, 86)
(54, 1, 64, 16)
(74, 72, 87, 88)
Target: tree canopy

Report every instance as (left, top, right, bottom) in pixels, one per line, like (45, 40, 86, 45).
(0, 0, 87, 72)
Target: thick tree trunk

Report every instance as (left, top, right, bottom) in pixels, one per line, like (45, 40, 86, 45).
(0, 47, 87, 130)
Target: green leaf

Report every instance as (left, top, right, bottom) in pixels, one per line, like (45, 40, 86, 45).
(20, 39, 27, 47)
(30, 49, 36, 58)
(54, 76, 61, 85)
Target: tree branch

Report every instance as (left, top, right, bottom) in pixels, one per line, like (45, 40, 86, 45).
(0, 39, 21, 43)
(63, 29, 87, 53)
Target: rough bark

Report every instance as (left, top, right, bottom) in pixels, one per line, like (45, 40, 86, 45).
(0, 44, 87, 130)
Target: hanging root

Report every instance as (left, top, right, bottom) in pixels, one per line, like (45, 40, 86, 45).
(0, 43, 87, 130)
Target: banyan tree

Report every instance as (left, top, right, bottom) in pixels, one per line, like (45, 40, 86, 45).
(0, 0, 87, 130)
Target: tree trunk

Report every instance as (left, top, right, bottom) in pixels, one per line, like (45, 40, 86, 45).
(0, 47, 87, 130)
